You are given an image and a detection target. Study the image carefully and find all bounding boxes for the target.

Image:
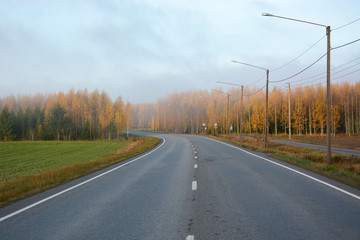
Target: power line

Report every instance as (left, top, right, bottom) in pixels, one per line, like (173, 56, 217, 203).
(216, 81, 241, 87)
(270, 42, 359, 85)
(331, 67, 360, 81)
(291, 71, 325, 83)
(292, 61, 360, 85)
(333, 17, 360, 31)
(271, 34, 326, 72)
(276, 65, 360, 89)
(332, 62, 360, 76)
(266, 18, 359, 84)
(291, 66, 360, 88)
(332, 56, 360, 70)
(332, 38, 360, 50)
(246, 73, 266, 87)
(269, 52, 327, 83)
(283, 56, 360, 84)
(292, 78, 323, 88)
(244, 85, 266, 97)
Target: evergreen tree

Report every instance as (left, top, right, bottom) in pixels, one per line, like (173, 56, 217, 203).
(0, 107, 13, 141)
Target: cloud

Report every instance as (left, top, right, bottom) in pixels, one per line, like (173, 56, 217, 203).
(0, 0, 359, 103)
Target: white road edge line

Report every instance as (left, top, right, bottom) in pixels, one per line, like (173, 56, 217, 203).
(192, 181, 197, 191)
(0, 138, 166, 223)
(209, 138, 360, 201)
(186, 235, 194, 240)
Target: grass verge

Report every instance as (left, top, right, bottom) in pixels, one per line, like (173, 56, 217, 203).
(211, 135, 360, 190)
(0, 137, 160, 207)
(270, 133, 360, 150)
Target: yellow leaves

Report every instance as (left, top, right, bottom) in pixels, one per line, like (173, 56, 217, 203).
(0, 89, 130, 140)
(132, 81, 359, 136)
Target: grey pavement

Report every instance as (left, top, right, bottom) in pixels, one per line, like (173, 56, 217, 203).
(1, 134, 359, 239)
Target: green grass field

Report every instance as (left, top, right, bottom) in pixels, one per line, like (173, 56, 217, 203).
(0, 138, 160, 207)
(0, 141, 130, 181)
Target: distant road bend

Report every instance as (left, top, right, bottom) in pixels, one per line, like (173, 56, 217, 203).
(1, 133, 360, 239)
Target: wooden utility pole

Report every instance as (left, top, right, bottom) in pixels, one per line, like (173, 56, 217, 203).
(227, 93, 230, 135)
(240, 85, 244, 136)
(262, 12, 331, 163)
(211, 89, 230, 136)
(248, 95, 251, 135)
(264, 70, 269, 148)
(326, 26, 332, 165)
(231, 60, 269, 148)
(288, 82, 291, 140)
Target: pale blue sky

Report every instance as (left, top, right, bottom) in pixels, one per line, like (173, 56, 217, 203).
(1, 0, 359, 103)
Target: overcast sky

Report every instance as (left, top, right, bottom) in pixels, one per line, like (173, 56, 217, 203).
(1, 0, 359, 103)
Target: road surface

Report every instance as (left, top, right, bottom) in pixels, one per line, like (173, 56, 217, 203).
(1, 134, 359, 239)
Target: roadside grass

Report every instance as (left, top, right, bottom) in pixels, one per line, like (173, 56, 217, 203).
(212, 135, 360, 190)
(0, 141, 130, 181)
(270, 133, 360, 150)
(0, 137, 160, 207)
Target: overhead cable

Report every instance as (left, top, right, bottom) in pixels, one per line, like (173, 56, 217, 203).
(293, 61, 360, 84)
(333, 17, 360, 31)
(283, 56, 360, 84)
(331, 38, 360, 50)
(246, 73, 266, 87)
(332, 56, 360, 70)
(271, 35, 326, 72)
(245, 85, 266, 97)
(331, 68, 360, 81)
(269, 52, 327, 83)
(292, 66, 360, 88)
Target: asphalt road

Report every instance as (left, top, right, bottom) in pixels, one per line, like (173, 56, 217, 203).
(1, 134, 360, 239)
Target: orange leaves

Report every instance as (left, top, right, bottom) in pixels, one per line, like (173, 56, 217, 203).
(133, 82, 359, 136)
(0, 89, 129, 140)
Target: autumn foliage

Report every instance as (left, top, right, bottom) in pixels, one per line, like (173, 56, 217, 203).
(132, 82, 360, 136)
(1, 82, 359, 140)
(0, 89, 131, 141)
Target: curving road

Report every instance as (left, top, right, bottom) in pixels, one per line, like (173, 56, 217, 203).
(1, 133, 359, 239)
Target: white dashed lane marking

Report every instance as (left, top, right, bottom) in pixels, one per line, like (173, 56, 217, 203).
(192, 181, 197, 191)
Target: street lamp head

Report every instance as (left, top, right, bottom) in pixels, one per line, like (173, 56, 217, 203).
(261, 12, 326, 27)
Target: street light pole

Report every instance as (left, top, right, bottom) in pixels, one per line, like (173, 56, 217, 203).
(241, 85, 244, 135)
(217, 81, 244, 137)
(288, 82, 291, 139)
(231, 60, 269, 148)
(262, 13, 331, 165)
(265, 69, 269, 148)
(326, 26, 331, 165)
(212, 89, 230, 135)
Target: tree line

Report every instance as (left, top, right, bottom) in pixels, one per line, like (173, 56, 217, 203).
(0, 89, 131, 141)
(132, 82, 360, 136)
